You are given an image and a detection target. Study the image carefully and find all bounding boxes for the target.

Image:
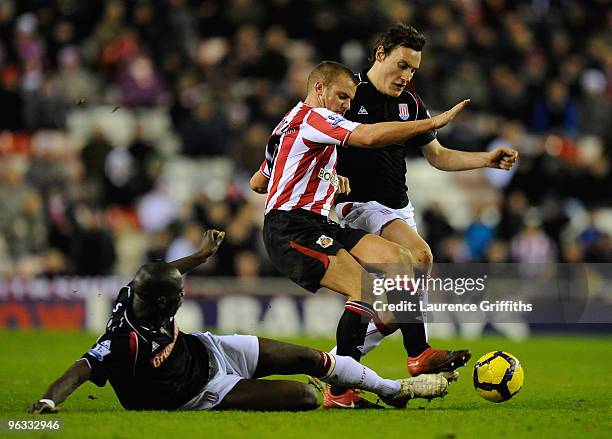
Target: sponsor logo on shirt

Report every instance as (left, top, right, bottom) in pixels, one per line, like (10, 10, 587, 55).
(318, 168, 338, 188)
(357, 106, 368, 115)
(150, 323, 179, 368)
(399, 103, 410, 120)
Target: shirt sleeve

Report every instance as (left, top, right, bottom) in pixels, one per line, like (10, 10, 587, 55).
(303, 108, 361, 147)
(405, 93, 437, 148)
(80, 333, 131, 387)
(259, 159, 271, 179)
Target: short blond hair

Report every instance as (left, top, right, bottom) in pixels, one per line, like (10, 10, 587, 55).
(306, 61, 356, 91)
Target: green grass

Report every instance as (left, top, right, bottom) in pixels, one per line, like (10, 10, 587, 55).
(1, 331, 611, 438)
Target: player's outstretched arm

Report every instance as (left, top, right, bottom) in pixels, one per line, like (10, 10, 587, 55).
(422, 140, 519, 172)
(28, 359, 91, 414)
(249, 170, 269, 194)
(347, 99, 470, 148)
(169, 229, 225, 274)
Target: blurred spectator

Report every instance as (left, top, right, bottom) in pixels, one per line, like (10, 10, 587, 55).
(0, 66, 25, 130)
(165, 221, 204, 262)
(496, 191, 528, 241)
(56, 46, 100, 106)
(484, 240, 511, 263)
(437, 234, 471, 263)
(531, 79, 578, 135)
(179, 98, 228, 156)
(441, 61, 489, 111)
(510, 215, 557, 263)
(70, 204, 116, 275)
(3, 188, 47, 259)
(579, 69, 611, 142)
(464, 206, 495, 262)
(81, 125, 113, 188)
(541, 198, 570, 250)
(422, 202, 454, 255)
(490, 65, 530, 123)
(578, 210, 605, 257)
(23, 74, 67, 129)
(119, 55, 167, 107)
(137, 180, 180, 233)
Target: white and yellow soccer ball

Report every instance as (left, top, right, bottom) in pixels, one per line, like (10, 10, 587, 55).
(473, 351, 524, 402)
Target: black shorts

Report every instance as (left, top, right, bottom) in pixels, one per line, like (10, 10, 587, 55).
(263, 209, 368, 293)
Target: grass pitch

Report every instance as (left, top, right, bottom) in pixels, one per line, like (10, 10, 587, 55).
(1, 331, 610, 438)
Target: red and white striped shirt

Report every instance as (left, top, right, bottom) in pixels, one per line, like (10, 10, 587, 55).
(260, 102, 360, 217)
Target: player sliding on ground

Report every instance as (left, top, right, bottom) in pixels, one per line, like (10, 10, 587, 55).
(29, 229, 454, 413)
(250, 60, 471, 408)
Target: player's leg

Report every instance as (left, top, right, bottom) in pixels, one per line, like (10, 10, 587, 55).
(317, 248, 395, 405)
(379, 218, 432, 356)
(379, 218, 471, 375)
(215, 379, 318, 411)
(263, 211, 391, 407)
(336, 202, 471, 374)
(249, 337, 450, 409)
(380, 218, 433, 265)
(318, 233, 410, 400)
(217, 337, 392, 411)
(254, 338, 402, 401)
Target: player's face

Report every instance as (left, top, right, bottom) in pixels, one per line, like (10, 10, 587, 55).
(319, 76, 356, 114)
(375, 46, 421, 97)
(164, 287, 184, 318)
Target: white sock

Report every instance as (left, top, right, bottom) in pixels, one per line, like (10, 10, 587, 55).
(329, 321, 387, 357)
(322, 354, 400, 397)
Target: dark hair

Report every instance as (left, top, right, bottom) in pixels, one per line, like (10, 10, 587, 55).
(370, 24, 426, 62)
(307, 60, 357, 90)
(132, 262, 182, 300)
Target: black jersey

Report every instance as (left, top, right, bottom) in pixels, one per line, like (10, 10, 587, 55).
(80, 284, 209, 410)
(336, 70, 437, 209)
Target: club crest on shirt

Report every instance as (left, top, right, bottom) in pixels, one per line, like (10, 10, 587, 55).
(398, 103, 410, 120)
(316, 235, 334, 248)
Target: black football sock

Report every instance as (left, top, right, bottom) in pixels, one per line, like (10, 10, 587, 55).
(398, 322, 430, 357)
(330, 301, 371, 396)
(385, 286, 430, 357)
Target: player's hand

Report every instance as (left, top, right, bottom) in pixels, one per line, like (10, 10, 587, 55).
(28, 400, 59, 414)
(197, 229, 226, 259)
(431, 99, 470, 129)
(486, 146, 519, 170)
(337, 175, 351, 195)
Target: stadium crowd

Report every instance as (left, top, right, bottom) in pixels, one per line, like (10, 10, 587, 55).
(0, 0, 610, 278)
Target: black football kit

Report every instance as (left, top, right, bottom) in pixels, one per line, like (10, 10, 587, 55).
(337, 70, 437, 209)
(80, 284, 210, 410)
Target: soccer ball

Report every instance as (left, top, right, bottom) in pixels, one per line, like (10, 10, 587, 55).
(473, 351, 524, 402)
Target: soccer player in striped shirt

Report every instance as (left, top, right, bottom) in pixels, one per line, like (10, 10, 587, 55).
(250, 61, 468, 408)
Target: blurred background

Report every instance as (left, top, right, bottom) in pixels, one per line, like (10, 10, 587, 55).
(0, 0, 610, 335)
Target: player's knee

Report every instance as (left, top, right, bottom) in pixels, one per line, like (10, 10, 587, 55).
(381, 244, 414, 265)
(297, 384, 318, 411)
(413, 244, 433, 265)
